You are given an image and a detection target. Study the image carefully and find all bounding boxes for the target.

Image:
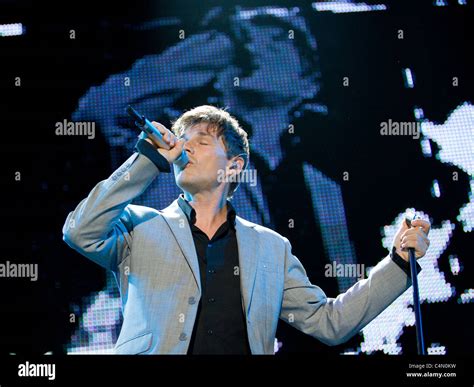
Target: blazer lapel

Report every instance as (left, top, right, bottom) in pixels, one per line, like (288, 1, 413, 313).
(160, 200, 202, 293)
(160, 200, 260, 317)
(235, 216, 259, 317)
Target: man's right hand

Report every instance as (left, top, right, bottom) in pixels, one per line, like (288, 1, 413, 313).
(143, 121, 186, 164)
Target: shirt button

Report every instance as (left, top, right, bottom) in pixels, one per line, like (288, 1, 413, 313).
(207, 329, 213, 335)
(179, 333, 187, 341)
(208, 297, 215, 303)
(208, 269, 216, 274)
(188, 297, 196, 305)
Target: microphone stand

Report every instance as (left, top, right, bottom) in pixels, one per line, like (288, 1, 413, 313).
(409, 245, 425, 355)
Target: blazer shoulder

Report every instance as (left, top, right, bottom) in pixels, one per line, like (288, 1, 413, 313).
(236, 216, 288, 246)
(123, 199, 181, 226)
(124, 204, 163, 224)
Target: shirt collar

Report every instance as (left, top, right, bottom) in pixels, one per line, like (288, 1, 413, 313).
(177, 194, 236, 227)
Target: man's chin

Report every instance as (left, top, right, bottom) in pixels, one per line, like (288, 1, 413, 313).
(176, 176, 199, 194)
(176, 177, 220, 196)
(174, 164, 192, 181)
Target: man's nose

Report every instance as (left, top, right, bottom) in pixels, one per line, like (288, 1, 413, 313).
(183, 139, 193, 154)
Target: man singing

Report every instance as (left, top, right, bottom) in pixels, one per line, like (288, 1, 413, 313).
(62, 105, 430, 354)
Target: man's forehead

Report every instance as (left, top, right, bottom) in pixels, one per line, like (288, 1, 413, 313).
(183, 122, 218, 137)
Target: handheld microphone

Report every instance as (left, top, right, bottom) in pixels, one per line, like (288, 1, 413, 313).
(126, 105, 189, 169)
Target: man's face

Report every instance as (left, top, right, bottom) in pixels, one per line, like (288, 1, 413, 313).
(174, 123, 231, 196)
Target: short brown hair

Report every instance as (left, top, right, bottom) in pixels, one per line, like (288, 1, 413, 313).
(171, 105, 250, 199)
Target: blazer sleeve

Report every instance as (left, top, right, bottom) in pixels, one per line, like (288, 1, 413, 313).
(62, 152, 160, 271)
(279, 237, 414, 346)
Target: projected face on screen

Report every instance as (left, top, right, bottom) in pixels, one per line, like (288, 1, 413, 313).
(214, 13, 321, 170)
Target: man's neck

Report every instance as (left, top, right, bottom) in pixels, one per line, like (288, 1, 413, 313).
(184, 191, 229, 237)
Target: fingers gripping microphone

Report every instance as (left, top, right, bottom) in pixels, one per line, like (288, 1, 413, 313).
(126, 105, 188, 169)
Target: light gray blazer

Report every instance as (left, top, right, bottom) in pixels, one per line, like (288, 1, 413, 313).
(62, 152, 413, 354)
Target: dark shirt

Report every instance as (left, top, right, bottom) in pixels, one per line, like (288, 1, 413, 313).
(177, 194, 251, 355)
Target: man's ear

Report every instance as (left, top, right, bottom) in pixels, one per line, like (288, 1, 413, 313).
(228, 157, 245, 174)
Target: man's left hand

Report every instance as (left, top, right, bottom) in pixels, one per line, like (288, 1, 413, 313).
(393, 217, 431, 262)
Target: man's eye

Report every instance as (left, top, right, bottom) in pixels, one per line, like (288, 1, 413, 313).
(200, 142, 209, 145)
